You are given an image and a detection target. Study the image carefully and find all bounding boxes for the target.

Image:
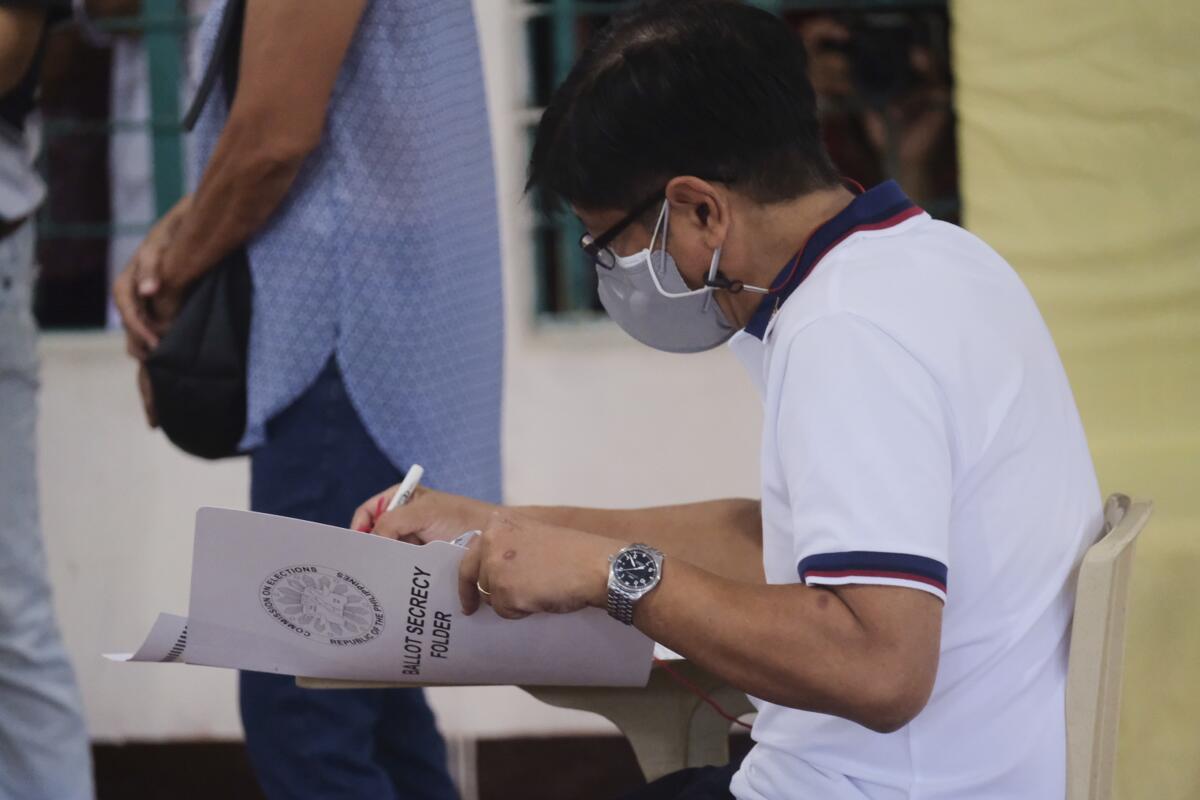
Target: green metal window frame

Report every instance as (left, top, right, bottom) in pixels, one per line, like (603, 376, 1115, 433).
(142, 0, 188, 218)
(38, 0, 195, 241)
(518, 0, 953, 320)
(38, 1, 955, 325)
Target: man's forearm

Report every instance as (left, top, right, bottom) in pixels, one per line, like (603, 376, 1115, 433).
(627, 559, 941, 733)
(516, 499, 763, 583)
(161, 118, 313, 291)
(158, 0, 367, 291)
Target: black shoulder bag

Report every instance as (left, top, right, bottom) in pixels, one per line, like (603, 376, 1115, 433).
(145, 0, 250, 460)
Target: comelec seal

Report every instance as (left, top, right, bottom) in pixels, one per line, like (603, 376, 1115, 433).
(260, 565, 384, 645)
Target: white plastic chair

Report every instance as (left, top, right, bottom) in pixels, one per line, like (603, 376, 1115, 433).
(1066, 493, 1152, 800)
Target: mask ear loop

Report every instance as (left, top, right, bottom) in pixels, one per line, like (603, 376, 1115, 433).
(701, 248, 722, 311)
(700, 217, 769, 297)
(656, 199, 670, 283)
(642, 199, 710, 300)
(704, 255, 770, 295)
(634, 199, 668, 274)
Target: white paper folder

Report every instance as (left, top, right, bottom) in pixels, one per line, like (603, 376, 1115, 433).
(107, 508, 655, 687)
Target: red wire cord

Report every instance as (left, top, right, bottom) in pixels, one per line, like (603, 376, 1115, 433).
(653, 658, 755, 731)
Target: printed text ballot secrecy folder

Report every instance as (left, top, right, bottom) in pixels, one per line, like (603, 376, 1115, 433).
(107, 508, 654, 687)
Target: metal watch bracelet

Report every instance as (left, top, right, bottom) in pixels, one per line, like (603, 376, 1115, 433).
(607, 585, 638, 626)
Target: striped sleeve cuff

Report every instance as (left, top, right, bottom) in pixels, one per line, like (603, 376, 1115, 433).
(797, 551, 948, 602)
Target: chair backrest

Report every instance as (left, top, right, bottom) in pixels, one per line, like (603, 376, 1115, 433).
(1066, 493, 1153, 800)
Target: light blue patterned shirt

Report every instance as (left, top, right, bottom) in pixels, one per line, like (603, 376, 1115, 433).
(191, 0, 503, 502)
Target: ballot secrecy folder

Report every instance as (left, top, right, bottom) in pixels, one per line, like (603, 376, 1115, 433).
(106, 507, 655, 687)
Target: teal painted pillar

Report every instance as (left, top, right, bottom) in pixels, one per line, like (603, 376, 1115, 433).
(144, 0, 185, 218)
(551, 0, 590, 314)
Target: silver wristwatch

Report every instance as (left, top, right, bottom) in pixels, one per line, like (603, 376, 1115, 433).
(606, 543, 664, 625)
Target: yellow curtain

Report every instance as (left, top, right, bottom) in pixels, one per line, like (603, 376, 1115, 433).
(953, 0, 1200, 796)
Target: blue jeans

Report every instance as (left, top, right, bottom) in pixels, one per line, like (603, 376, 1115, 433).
(242, 359, 457, 800)
(618, 762, 740, 800)
(0, 221, 93, 800)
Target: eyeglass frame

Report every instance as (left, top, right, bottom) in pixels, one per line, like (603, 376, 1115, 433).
(578, 190, 666, 270)
(576, 172, 740, 270)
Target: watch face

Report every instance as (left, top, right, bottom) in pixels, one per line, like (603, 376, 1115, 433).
(614, 548, 659, 592)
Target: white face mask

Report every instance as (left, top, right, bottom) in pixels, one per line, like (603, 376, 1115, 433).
(595, 200, 768, 354)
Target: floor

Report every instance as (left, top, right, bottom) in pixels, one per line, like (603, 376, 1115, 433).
(92, 734, 753, 799)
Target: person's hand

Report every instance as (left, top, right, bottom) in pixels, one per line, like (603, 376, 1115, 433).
(142, 275, 188, 339)
(113, 195, 192, 359)
(113, 256, 160, 360)
(458, 512, 620, 619)
(350, 486, 498, 540)
(136, 363, 158, 428)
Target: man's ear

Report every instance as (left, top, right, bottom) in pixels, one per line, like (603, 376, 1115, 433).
(665, 176, 729, 250)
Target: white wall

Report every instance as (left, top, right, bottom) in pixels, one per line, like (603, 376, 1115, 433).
(35, 0, 762, 743)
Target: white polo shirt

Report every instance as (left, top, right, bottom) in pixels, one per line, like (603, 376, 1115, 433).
(726, 182, 1101, 800)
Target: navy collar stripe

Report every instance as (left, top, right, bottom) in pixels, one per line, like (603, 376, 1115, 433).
(744, 181, 923, 340)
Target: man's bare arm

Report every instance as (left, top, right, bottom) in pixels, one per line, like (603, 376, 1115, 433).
(460, 514, 944, 733)
(635, 562, 941, 731)
(154, 0, 368, 297)
(357, 490, 764, 584)
(516, 500, 764, 583)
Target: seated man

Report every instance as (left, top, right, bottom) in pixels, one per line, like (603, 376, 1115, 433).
(353, 2, 1100, 798)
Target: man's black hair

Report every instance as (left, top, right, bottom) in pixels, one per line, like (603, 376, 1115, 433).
(527, 0, 840, 214)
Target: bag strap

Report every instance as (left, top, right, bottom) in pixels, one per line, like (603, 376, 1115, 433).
(182, 0, 246, 131)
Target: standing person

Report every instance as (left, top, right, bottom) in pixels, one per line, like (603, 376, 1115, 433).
(0, 2, 94, 799)
(360, 2, 1101, 799)
(113, 1, 501, 797)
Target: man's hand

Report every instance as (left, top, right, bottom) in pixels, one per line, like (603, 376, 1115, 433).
(458, 512, 619, 620)
(113, 196, 192, 359)
(350, 486, 498, 540)
(136, 364, 158, 428)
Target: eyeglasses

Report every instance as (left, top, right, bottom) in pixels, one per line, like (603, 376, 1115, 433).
(578, 190, 666, 270)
